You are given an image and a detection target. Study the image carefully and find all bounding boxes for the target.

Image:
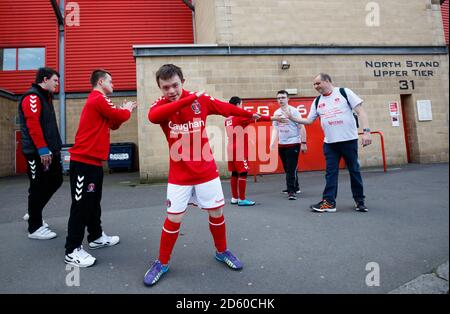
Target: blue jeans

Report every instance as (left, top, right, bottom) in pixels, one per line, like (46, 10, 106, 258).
(322, 139, 364, 204)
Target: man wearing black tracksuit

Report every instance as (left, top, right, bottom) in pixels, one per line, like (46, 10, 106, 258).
(18, 67, 62, 240)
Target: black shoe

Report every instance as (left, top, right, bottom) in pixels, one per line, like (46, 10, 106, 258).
(310, 200, 336, 213)
(355, 201, 368, 212)
(288, 193, 297, 200)
(283, 189, 301, 194)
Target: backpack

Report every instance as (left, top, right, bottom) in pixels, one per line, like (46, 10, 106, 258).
(314, 87, 359, 128)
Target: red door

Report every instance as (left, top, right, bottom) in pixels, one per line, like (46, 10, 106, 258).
(15, 131, 27, 174)
(241, 97, 344, 175)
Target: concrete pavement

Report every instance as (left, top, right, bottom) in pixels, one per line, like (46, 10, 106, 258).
(0, 163, 448, 294)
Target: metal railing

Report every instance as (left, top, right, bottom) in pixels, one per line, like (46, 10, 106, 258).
(358, 131, 387, 173)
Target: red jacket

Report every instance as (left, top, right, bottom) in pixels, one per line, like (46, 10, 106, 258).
(69, 90, 131, 166)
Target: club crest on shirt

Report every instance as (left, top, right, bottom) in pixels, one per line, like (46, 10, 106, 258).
(87, 183, 95, 192)
(334, 97, 341, 103)
(191, 101, 201, 114)
(318, 102, 326, 109)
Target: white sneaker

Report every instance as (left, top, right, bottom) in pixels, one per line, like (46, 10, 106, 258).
(28, 225, 57, 240)
(23, 213, 49, 228)
(89, 232, 120, 250)
(65, 246, 96, 267)
(230, 197, 238, 205)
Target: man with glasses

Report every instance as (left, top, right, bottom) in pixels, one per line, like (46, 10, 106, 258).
(270, 90, 307, 200)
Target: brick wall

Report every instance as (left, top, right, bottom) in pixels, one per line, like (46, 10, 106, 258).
(195, 0, 447, 46)
(62, 96, 139, 169)
(0, 96, 19, 176)
(62, 97, 138, 146)
(0, 96, 139, 177)
(136, 54, 449, 182)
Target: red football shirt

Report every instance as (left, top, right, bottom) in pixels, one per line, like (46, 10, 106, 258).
(225, 114, 271, 162)
(149, 90, 254, 185)
(69, 90, 131, 166)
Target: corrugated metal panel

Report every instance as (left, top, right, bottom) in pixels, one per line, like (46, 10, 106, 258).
(0, 0, 58, 94)
(442, 0, 449, 46)
(65, 0, 194, 92)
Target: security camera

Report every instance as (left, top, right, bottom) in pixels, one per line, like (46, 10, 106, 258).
(281, 60, 290, 70)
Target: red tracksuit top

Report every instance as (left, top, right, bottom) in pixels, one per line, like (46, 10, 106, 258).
(225, 114, 271, 161)
(69, 90, 131, 166)
(20, 94, 47, 150)
(148, 89, 254, 185)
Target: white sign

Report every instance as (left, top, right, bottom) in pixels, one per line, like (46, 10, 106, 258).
(389, 101, 400, 126)
(391, 115, 400, 127)
(109, 153, 129, 160)
(417, 100, 432, 121)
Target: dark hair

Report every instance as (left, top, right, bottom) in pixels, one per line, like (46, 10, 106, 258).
(229, 96, 242, 106)
(155, 64, 184, 87)
(277, 90, 289, 97)
(90, 69, 111, 87)
(35, 67, 60, 84)
(318, 73, 332, 83)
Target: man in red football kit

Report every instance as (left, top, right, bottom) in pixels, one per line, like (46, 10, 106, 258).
(143, 64, 261, 286)
(225, 96, 285, 206)
(64, 69, 137, 268)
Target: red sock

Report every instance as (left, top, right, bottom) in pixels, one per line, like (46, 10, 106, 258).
(158, 218, 181, 265)
(238, 177, 247, 200)
(209, 215, 227, 253)
(230, 176, 238, 199)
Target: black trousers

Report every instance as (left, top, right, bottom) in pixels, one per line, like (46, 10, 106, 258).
(25, 153, 63, 233)
(278, 144, 300, 193)
(65, 160, 103, 254)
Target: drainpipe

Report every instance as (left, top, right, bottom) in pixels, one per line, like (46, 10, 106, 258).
(50, 0, 66, 144)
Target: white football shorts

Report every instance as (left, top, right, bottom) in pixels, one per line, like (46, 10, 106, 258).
(166, 177, 225, 214)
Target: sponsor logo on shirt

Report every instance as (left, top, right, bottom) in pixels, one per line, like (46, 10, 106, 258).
(168, 119, 205, 134)
(328, 120, 344, 126)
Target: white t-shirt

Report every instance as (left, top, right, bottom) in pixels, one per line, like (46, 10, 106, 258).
(307, 87, 363, 143)
(273, 105, 302, 145)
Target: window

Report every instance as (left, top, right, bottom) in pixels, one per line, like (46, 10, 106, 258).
(1, 47, 45, 71)
(1, 48, 16, 70)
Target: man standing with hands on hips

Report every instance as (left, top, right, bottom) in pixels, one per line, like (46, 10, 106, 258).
(283, 73, 371, 213)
